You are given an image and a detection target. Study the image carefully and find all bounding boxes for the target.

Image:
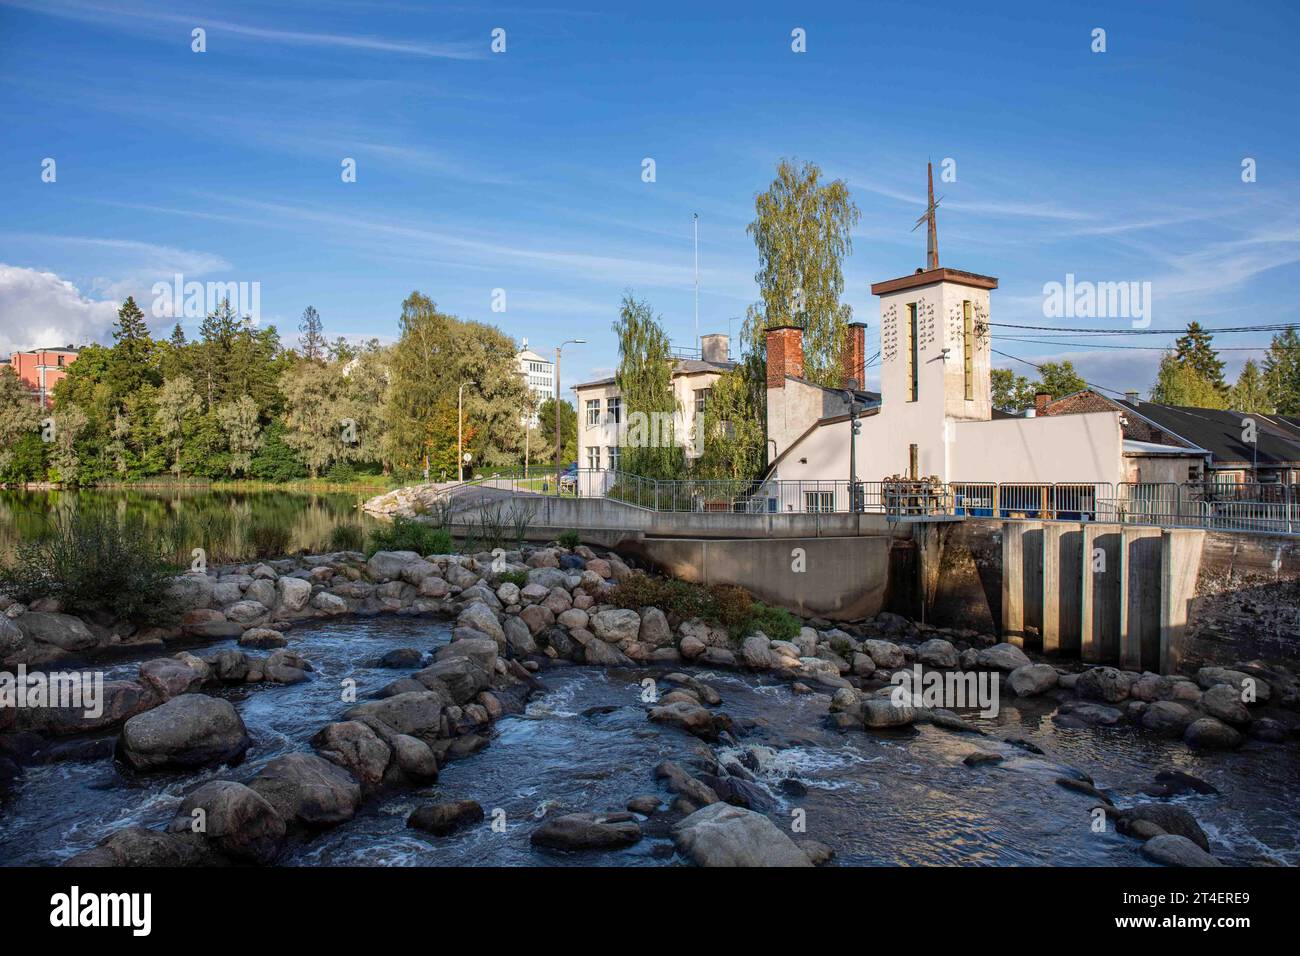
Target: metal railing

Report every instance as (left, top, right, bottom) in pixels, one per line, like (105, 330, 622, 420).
(447, 469, 1300, 535)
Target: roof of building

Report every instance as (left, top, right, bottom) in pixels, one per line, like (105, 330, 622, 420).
(1123, 438, 1205, 457)
(870, 266, 999, 296)
(517, 348, 550, 363)
(1115, 400, 1300, 467)
(572, 357, 735, 391)
(14, 346, 80, 354)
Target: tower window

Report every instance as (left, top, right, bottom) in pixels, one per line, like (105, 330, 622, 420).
(963, 300, 974, 401)
(906, 303, 919, 402)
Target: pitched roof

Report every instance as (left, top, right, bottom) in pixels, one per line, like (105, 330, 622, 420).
(1116, 400, 1300, 466)
(572, 357, 734, 391)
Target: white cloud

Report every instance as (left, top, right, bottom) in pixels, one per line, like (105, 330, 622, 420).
(0, 264, 119, 354)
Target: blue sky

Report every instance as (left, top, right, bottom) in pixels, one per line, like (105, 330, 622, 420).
(1, 0, 1298, 396)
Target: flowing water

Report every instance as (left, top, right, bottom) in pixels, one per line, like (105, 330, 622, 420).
(1, 615, 1297, 867)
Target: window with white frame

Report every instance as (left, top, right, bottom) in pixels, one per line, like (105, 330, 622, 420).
(694, 388, 712, 415)
(586, 446, 599, 470)
(607, 396, 622, 425)
(804, 491, 834, 514)
(607, 446, 621, 471)
(585, 399, 600, 427)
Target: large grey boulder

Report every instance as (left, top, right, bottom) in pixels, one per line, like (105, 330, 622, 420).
(861, 698, 917, 728)
(248, 752, 362, 827)
(311, 720, 391, 790)
(1076, 666, 1131, 703)
(672, 803, 812, 867)
(14, 612, 97, 653)
(344, 691, 445, 744)
(457, 603, 505, 645)
(916, 638, 958, 668)
(64, 827, 205, 868)
(864, 639, 905, 669)
(1200, 684, 1251, 726)
(638, 607, 673, 647)
(1008, 663, 1058, 697)
(276, 576, 312, 613)
(976, 643, 1031, 672)
(165, 780, 285, 865)
(1184, 716, 1243, 750)
(417, 655, 491, 704)
(590, 608, 641, 643)
(1141, 834, 1222, 867)
(531, 813, 642, 851)
(1114, 803, 1210, 850)
(367, 550, 422, 580)
(119, 694, 250, 771)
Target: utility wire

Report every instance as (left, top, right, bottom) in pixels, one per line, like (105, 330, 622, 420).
(991, 348, 1130, 398)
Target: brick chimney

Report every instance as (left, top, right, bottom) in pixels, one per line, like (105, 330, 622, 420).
(765, 325, 804, 389)
(842, 322, 866, 389)
(1034, 391, 1051, 417)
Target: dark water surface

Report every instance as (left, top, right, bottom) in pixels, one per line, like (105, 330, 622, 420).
(1, 615, 1296, 867)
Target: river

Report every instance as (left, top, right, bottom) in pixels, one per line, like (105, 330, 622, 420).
(1, 614, 1296, 867)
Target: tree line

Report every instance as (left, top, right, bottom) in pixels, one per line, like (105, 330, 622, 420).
(0, 291, 571, 486)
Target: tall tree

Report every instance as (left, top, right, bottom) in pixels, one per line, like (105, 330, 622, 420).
(299, 306, 326, 363)
(108, 296, 156, 395)
(1263, 328, 1300, 415)
(1150, 351, 1227, 409)
(196, 297, 239, 408)
(154, 375, 203, 478)
(279, 361, 347, 478)
(0, 366, 41, 478)
(743, 158, 860, 388)
(536, 397, 576, 465)
(1173, 322, 1226, 391)
(215, 395, 264, 476)
(1034, 361, 1087, 400)
(696, 368, 766, 480)
(1228, 359, 1272, 413)
(613, 292, 683, 479)
(991, 368, 1035, 412)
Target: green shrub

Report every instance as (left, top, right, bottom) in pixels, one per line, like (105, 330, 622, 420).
(247, 522, 293, 558)
(0, 508, 180, 624)
(367, 517, 452, 557)
(746, 602, 801, 642)
(496, 569, 528, 588)
(325, 461, 358, 483)
(557, 529, 581, 549)
(329, 523, 366, 552)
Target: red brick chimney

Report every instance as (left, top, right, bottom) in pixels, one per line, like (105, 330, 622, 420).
(765, 325, 804, 389)
(843, 322, 866, 389)
(1034, 391, 1051, 417)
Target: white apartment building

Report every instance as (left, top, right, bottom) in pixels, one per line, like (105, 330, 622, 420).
(516, 339, 555, 426)
(573, 333, 734, 473)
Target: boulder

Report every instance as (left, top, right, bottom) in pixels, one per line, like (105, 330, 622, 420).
(225, 600, 268, 625)
(556, 608, 589, 631)
(861, 698, 917, 728)
(311, 592, 348, 614)
(1115, 804, 1211, 850)
(367, 550, 423, 580)
(741, 635, 776, 670)
(344, 691, 445, 744)
(1200, 684, 1251, 726)
(167, 574, 214, 610)
(916, 638, 958, 668)
(1140, 700, 1197, 738)
(672, 802, 812, 867)
(65, 827, 205, 868)
(1076, 666, 1131, 703)
(248, 752, 362, 827)
(408, 800, 484, 836)
(418, 655, 491, 704)
(1141, 834, 1222, 868)
(276, 576, 312, 612)
(582, 638, 635, 667)
(238, 627, 287, 649)
(457, 603, 505, 645)
(1183, 716, 1243, 750)
(590, 609, 641, 643)
(863, 639, 905, 669)
(137, 658, 206, 700)
(530, 813, 641, 850)
(263, 649, 312, 684)
(649, 701, 721, 740)
(639, 607, 674, 647)
(119, 694, 250, 771)
(1007, 663, 1058, 697)
(378, 648, 423, 668)
(519, 604, 555, 635)
(503, 615, 538, 655)
(976, 643, 1031, 672)
(310, 720, 392, 789)
(16, 678, 159, 736)
(166, 780, 285, 865)
(14, 612, 97, 653)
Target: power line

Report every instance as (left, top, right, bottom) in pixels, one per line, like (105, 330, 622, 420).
(991, 348, 1130, 398)
(988, 321, 1299, 336)
(997, 336, 1298, 352)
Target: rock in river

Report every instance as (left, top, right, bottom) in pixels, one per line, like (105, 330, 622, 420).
(672, 802, 812, 867)
(248, 752, 362, 828)
(408, 799, 485, 836)
(165, 780, 285, 865)
(119, 694, 250, 771)
(530, 813, 642, 850)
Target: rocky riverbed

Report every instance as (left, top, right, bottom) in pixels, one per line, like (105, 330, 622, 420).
(1, 542, 1298, 867)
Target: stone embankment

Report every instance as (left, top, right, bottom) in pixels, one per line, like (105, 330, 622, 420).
(3, 540, 1295, 867)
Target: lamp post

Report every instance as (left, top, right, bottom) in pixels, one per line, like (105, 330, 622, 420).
(457, 380, 477, 483)
(843, 382, 861, 512)
(555, 340, 585, 494)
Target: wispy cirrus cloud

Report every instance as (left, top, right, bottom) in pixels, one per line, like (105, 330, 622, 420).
(0, 0, 484, 59)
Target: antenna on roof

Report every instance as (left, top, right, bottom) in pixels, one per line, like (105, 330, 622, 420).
(911, 161, 942, 271)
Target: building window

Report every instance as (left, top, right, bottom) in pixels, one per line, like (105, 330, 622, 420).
(607, 396, 622, 424)
(586, 399, 600, 426)
(1188, 465, 1201, 482)
(607, 446, 621, 471)
(586, 446, 599, 470)
(804, 491, 834, 514)
(906, 303, 918, 402)
(694, 388, 711, 415)
(962, 300, 974, 401)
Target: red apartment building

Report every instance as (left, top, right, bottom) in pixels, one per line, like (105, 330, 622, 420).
(9, 346, 79, 406)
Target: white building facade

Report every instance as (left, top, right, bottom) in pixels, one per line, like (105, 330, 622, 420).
(516, 340, 555, 426)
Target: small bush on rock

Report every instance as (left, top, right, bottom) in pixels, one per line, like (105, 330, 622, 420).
(367, 517, 452, 557)
(746, 602, 800, 642)
(329, 524, 365, 552)
(0, 508, 180, 624)
(496, 569, 528, 588)
(557, 530, 581, 549)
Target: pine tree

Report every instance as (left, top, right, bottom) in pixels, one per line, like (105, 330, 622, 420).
(1173, 322, 1226, 391)
(113, 296, 149, 343)
(1150, 351, 1227, 408)
(1263, 328, 1300, 415)
(299, 306, 326, 363)
(1228, 359, 1272, 413)
(107, 296, 156, 396)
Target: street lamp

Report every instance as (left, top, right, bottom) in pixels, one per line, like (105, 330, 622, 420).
(555, 340, 585, 493)
(843, 380, 862, 512)
(458, 380, 477, 483)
